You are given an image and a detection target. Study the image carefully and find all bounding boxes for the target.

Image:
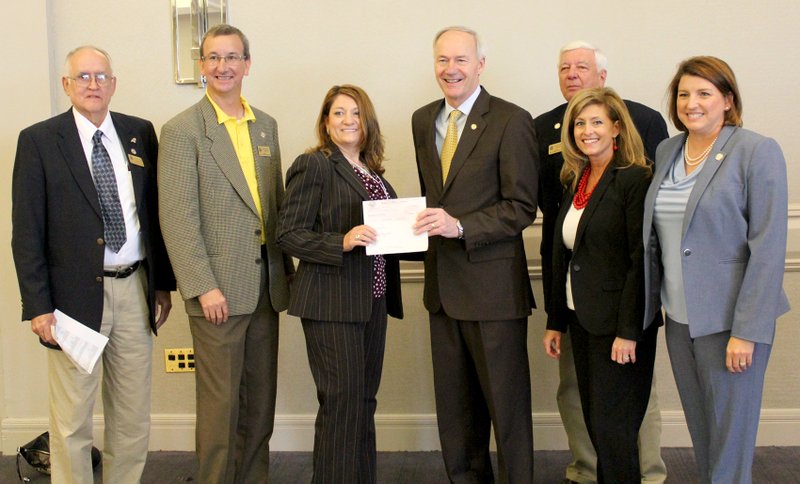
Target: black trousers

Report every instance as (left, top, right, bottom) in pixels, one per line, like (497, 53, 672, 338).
(302, 297, 388, 484)
(568, 310, 658, 484)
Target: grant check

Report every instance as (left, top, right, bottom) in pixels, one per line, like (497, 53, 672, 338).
(363, 196, 428, 255)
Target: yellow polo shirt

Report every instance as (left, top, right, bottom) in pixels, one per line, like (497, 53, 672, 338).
(207, 93, 265, 243)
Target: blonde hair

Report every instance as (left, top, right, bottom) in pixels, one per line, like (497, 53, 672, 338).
(560, 87, 648, 190)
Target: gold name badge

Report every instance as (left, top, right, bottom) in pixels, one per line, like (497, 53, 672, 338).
(128, 154, 144, 167)
(258, 146, 271, 157)
(548, 142, 563, 155)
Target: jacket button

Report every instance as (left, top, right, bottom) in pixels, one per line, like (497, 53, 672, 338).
(683, 249, 692, 256)
(97, 238, 105, 245)
(255, 229, 262, 236)
(255, 258, 262, 264)
(573, 264, 581, 272)
(96, 276, 103, 282)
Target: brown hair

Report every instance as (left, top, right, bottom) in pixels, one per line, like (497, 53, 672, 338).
(667, 56, 743, 132)
(201, 24, 250, 59)
(560, 87, 648, 190)
(310, 85, 386, 175)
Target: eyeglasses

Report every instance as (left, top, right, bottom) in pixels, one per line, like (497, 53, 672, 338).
(201, 54, 247, 66)
(67, 73, 115, 87)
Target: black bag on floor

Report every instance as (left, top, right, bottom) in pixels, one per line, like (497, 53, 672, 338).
(16, 431, 101, 482)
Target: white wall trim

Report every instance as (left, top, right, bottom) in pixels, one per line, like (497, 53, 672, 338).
(4, 410, 799, 454)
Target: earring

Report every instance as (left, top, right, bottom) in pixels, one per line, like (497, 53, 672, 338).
(613, 137, 619, 151)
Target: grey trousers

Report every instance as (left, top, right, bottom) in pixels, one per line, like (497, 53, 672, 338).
(665, 318, 771, 484)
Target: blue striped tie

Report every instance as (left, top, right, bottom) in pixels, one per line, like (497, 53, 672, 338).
(91, 130, 127, 252)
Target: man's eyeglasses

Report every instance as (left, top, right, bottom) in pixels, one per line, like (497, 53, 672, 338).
(66, 73, 115, 87)
(201, 54, 247, 66)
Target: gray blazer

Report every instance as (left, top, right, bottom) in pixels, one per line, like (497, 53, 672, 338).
(643, 125, 789, 344)
(158, 96, 292, 316)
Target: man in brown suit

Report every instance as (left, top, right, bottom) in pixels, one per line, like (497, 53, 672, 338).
(158, 24, 292, 483)
(412, 26, 539, 483)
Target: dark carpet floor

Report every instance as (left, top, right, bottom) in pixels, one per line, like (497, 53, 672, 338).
(3, 447, 799, 483)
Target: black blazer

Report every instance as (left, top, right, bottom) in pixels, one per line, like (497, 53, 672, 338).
(547, 164, 653, 340)
(277, 148, 402, 322)
(12, 109, 175, 346)
(535, 100, 667, 315)
(411, 87, 538, 321)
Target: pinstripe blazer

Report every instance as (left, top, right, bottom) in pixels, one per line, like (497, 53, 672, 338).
(643, 126, 790, 344)
(158, 96, 292, 317)
(277, 149, 403, 322)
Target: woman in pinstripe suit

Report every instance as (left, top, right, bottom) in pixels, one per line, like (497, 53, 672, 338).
(277, 85, 403, 483)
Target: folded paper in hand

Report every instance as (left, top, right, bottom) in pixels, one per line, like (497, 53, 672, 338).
(53, 309, 109, 374)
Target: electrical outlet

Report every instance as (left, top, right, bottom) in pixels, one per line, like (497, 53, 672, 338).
(164, 348, 195, 373)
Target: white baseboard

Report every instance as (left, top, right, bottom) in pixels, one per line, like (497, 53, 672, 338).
(3, 410, 799, 454)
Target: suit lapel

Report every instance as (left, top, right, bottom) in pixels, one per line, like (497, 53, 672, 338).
(423, 101, 445, 197)
(111, 112, 146, 215)
(330, 149, 371, 200)
(573, 166, 614, 252)
(682, 125, 737, 236)
(201, 97, 260, 217)
(56, 109, 103, 218)
(643, 136, 681, 234)
(443, 88, 488, 194)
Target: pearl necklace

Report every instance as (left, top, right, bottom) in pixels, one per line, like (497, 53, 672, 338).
(684, 134, 719, 166)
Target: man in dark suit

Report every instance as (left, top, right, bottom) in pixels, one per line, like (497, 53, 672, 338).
(534, 40, 668, 484)
(11, 45, 174, 483)
(412, 26, 538, 483)
(159, 24, 293, 483)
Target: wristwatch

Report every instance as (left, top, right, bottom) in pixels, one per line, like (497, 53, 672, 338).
(456, 220, 464, 239)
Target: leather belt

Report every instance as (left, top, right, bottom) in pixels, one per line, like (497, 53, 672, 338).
(103, 260, 141, 279)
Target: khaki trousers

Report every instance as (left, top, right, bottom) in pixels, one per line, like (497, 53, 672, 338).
(48, 266, 153, 484)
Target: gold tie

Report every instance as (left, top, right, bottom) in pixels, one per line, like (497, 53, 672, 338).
(441, 109, 462, 184)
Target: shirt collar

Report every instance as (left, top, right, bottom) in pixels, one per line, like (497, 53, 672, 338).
(71, 107, 116, 144)
(443, 85, 482, 119)
(206, 92, 256, 124)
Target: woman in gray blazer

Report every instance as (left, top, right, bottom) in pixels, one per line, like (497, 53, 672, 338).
(643, 57, 789, 483)
(277, 85, 403, 483)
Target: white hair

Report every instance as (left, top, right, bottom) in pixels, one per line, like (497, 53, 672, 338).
(558, 40, 607, 72)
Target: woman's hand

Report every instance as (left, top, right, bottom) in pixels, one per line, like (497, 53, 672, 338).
(543, 330, 562, 359)
(726, 336, 755, 373)
(343, 225, 377, 252)
(612, 337, 637, 364)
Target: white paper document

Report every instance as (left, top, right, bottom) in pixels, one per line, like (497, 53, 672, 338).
(53, 309, 109, 374)
(362, 196, 429, 255)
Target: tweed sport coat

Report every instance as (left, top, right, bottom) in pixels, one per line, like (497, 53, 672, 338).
(158, 96, 292, 316)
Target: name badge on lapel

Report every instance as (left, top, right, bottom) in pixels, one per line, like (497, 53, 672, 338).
(128, 154, 144, 167)
(258, 146, 271, 157)
(548, 142, 563, 155)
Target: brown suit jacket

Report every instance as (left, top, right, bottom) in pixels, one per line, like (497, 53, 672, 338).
(411, 87, 538, 321)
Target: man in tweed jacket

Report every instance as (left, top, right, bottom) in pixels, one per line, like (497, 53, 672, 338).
(158, 25, 292, 483)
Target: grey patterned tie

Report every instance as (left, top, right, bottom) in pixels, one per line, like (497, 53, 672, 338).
(91, 130, 126, 252)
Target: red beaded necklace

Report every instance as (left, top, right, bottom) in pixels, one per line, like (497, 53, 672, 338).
(572, 165, 594, 209)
